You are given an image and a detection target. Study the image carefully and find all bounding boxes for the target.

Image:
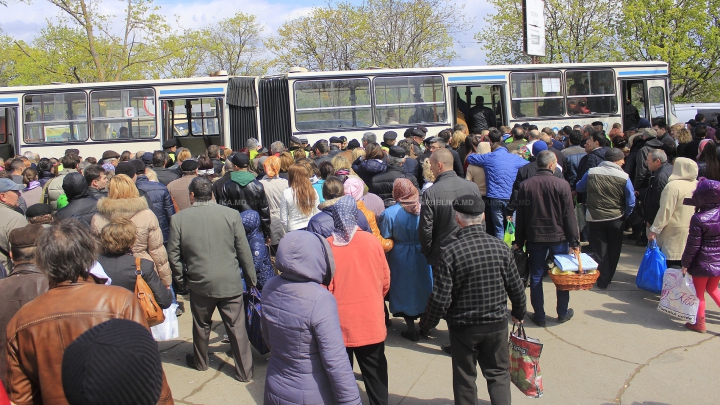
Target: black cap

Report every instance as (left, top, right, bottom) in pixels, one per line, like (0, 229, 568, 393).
(101, 150, 120, 160)
(417, 125, 428, 133)
(411, 128, 426, 139)
(65, 148, 80, 156)
(257, 147, 268, 154)
(25, 203, 53, 218)
(162, 139, 177, 149)
(180, 159, 199, 171)
(383, 131, 398, 140)
(290, 136, 303, 144)
(339, 136, 347, 142)
(129, 159, 146, 174)
(231, 153, 250, 168)
(591, 121, 603, 127)
(329, 136, 342, 144)
(141, 152, 153, 167)
(389, 146, 406, 158)
(114, 162, 137, 178)
(605, 148, 625, 162)
(347, 139, 361, 150)
(452, 195, 485, 216)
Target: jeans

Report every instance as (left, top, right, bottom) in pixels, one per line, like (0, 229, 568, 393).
(526, 242, 570, 321)
(488, 198, 509, 240)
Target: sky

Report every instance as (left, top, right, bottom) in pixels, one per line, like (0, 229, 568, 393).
(0, 0, 490, 71)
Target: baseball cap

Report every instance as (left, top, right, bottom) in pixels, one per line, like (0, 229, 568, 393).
(0, 178, 23, 193)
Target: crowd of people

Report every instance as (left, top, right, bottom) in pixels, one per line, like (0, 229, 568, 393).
(0, 112, 719, 405)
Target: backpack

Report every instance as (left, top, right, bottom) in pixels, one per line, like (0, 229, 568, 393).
(134, 257, 165, 327)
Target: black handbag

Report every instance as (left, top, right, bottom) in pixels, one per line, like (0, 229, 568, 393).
(512, 248, 530, 287)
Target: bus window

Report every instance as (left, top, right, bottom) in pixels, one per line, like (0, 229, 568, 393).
(294, 79, 372, 130)
(649, 86, 666, 120)
(24, 92, 88, 143)
(90, 88, 156, 140)
(565, 70, 616, 115)
(510, 71, 564, 118)
(170, 98, 220, 137)
(374, 76, 445, 125)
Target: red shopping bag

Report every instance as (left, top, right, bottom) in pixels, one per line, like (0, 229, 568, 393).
(509, 322, 543, 398)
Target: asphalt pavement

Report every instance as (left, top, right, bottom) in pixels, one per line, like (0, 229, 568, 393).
(160, 241, 719, 405)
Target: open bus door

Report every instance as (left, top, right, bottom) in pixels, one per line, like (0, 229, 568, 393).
(621, 79, 669, 129)
(450, 84, 507, 131)
(0, 107, 17, 161)
(161, 98, 223, 156)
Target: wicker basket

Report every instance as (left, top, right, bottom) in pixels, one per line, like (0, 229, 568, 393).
(549, 250, 600, 291)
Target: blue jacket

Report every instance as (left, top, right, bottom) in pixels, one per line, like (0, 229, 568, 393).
(466, 147, 528, 200)
(563, 149, 586, 189)
(352, 158, 387, 187)
(261, 231, 361, 405)
(306, 197, 371, 238)
(240, 210, 274, 290)
(136, 176, 175, 243)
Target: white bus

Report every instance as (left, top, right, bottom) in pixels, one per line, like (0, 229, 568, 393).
(0, 61, 676, 160)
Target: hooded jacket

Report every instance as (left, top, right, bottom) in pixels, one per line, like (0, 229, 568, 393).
(351, 157, 387, 187)
(54, 173, 98, 227)
(682, 179, 720, 276)
(650, 158, 698, 260)
(466, 147, 528, 200)
(306, 197, 371, 238)
(91, 197, 172, 286)
(136, 175, 175, 244)
(240, 210, 274, 290)
(220, 170, 271, 240)
(45, 168, 76, 212)
(261, 231, 361, 405)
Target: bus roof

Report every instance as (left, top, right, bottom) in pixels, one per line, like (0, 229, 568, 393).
(284, 61, 669, 80)
(0, 75, 235, 95)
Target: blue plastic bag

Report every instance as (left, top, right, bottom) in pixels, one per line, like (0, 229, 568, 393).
(244, 287, 270, 355)
(636, 240, 667, 294)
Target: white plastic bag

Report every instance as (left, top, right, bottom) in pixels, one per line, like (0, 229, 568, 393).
(151, 303, 179, 341)
(657, 268, 699, 323)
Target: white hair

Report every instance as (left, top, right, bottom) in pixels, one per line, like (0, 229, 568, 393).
(455, 211, 484, 226)
(23, 151, 35, 161)
(648, 148, 667, 163)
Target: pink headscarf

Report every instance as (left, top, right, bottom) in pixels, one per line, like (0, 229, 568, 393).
(343, 177, 364, 201)
(392, 178, 421, 216)
(698, 139, 712, 159)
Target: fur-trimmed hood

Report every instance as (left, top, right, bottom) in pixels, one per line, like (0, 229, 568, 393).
(96, 196, 149, 219)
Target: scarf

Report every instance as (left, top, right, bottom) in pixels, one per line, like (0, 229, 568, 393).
(335, 168, 350, 177)
(392, 178, 421, 215)
(331, 195, 358, 246)
(698, 139, 712, 160)
(23, 180, 40, 191)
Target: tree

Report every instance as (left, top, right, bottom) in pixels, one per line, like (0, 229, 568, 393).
(617, 0, 720, 102)
(200, 13, 268, 76)
(267, 0, 463, 71)
(478, 0, 620, 64)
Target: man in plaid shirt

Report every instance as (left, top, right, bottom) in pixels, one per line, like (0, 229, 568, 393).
(419, 194, 526, 405)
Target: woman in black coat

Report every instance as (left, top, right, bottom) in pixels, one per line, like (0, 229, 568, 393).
(96, 217, 172, 309)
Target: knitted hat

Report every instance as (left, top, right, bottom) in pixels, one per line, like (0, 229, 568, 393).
(531, 141, 548, 156)
(344, 177, 364, 201)
(605, 148, 625, 162)
(62, 319, 163, 405)
(114, 162, 136, 178)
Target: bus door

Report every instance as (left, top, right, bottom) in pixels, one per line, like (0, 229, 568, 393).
(646, 79, 668, 122)
(450, 84, 506, 130)
(0, 106, 17, 161)
(161, 98, 223, 156)
(621, 79, 668, 129)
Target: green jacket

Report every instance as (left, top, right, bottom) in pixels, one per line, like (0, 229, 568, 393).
(168, 201, 256, 298)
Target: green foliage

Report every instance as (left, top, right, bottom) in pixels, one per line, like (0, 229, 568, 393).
(267, 0, 462, 72)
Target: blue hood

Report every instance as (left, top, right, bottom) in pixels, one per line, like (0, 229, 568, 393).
(240, 210, 262, 239)
(361, 158, 387, 175)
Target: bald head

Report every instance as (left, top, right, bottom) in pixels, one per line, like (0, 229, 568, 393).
(430, 148, 454, 176)
(528, 130, 541, 141)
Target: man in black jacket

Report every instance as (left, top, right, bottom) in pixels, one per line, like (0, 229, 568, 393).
(55, 173, 98, 227)
(83, 164, 108, 200)
(420, 148, 481, 268)
(507, 141, 563, 217)
(468, 96, 495, 134)
(420, 194, 525, 405)
(643, 149, 673, 230)
(514, 151, 580, 327)
(369, 146, 419, 207)
(152, 151, 180, 186)
(432, 133, 464, 177)
(219, 153, 271, 242)
(135, 160, 175, 245)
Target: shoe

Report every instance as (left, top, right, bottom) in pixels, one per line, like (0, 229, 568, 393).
(401, 330, 420, 342)
(579, 241, 589, 247)
(441, 344, 452, 355)
(558, 308, 575, 323)
(185, 354, 197, 370)
(221, 334, 230, 343)
(596, 282, 608, 290)
(529, 314, 546, 327)
(176, 306, 184, 317)
(385, 318, 392, 327)
(685, 316, 707, 333)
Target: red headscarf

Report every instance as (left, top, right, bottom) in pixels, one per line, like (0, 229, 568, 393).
(392, 178, 420, 215)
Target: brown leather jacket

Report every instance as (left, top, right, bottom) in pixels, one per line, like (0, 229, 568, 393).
(5, 278, 174, 405)
(0, 263, 49, 388)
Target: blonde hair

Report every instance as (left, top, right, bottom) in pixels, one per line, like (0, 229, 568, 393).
(223, 148, 233, 160)
(352, 148, 365, 162)
(100, 217, 137, 254)
(145, 168, 158, 182)
(108, 174, 139, 199)
(422, 158, 435, 182)
(331, 155, 351, 171)
(676, 127, 692, 144)
(176, 149, 192, 163)
(450, 130, 467, 149)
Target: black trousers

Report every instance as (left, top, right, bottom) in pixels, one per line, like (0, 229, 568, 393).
(449, 324, 511, 405)
(347, 342, 389, 405)
(588, 218, 625, 288)
(189, 291, 253, 381)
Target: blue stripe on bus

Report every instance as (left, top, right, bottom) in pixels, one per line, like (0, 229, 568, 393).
(618, 70, 668, 76)
(0, 97, 19, 103)
(448, 75, 506, 82)
(159, 87, 225, 95)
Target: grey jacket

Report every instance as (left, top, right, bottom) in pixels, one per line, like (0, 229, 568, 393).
(168, 201, 256, 298)
(577, 161, 636, 222)
(420, 170, 481, 266)
(0, 202, 28, 270)
(45, 168, 75, 212)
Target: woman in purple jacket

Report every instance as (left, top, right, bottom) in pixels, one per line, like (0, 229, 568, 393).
(260, 231, 361, 405)
(681, 178, 720, 333)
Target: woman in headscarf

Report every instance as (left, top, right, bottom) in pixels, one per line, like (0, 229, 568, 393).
(326, 196, 390, 405)
(261, 230, 361, 405)
(259, 156, 289, 252)
(344, 177, 393, 252)
(379, 178, 433, 342)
